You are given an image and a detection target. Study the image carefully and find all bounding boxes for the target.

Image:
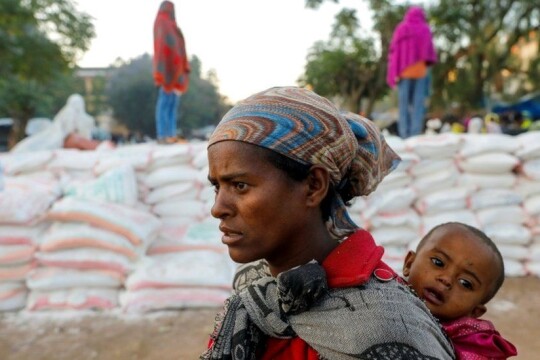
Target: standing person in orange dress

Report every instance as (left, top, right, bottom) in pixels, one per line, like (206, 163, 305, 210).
(387, 6, 437, 138)
(153, 1, 190, 144)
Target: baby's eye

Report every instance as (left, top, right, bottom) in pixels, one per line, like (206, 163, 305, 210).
(459, 278, 473, 290)
(430, 257, 444, 267)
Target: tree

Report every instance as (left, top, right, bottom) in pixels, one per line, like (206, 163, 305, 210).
(106, 54, 230, 138)
(299, 26, 375, 113)
(180, 57, 231, 133)
(429, 0, 540, 108)
(0, 0, 95, 143)
(303, 0, 405, 116)
(106, 55, 157, 137)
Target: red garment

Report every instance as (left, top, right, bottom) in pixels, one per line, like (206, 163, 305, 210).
(442, 317, 518, 359)
(225, 229, 387, 359)
(153, 1, 190, 93)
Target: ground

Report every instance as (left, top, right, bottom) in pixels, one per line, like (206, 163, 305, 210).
(0, 277, 538, 360)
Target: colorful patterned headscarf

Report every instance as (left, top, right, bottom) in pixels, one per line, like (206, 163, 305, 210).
(208, 86, 400, 238)
(153, 1, 190, 93)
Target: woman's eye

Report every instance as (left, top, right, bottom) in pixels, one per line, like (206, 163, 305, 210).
(430, 257, 444, 267)
(235, 182, 248, 191)
(459, 279, 473, 290)
(210, 183, 219, 193)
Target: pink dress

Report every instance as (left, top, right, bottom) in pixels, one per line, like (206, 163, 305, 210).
(442, 317, 517, 359)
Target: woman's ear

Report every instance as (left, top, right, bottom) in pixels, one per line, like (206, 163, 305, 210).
(403, 250, 416, 277)
(305, 165, 330, 208)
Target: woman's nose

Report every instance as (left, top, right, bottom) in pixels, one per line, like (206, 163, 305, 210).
(210, 189, 232, 219)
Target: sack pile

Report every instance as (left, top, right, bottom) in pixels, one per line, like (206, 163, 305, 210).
(1, 133, 540, 313)
(351, 132, 540, 276)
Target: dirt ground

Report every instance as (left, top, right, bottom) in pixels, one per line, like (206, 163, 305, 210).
(0, 277, 538, 360)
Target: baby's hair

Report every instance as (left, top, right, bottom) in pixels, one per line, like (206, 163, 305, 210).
(418, 222, 505, 304)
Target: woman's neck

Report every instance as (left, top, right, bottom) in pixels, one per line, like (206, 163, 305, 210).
(267, 226, 339, 277)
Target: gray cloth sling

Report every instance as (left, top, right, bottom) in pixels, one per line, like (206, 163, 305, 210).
(201, 260, 455, 360)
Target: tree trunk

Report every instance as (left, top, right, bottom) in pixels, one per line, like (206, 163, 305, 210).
(472, 53, 486, 107)
(8, 115, 31, 150)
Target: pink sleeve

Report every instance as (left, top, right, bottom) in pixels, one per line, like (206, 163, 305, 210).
(443, 318, 518, 359)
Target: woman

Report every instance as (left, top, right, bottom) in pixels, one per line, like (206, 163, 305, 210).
(387, 6, 437, 139)
(202, 87, 455, 359)
(153, 1, 190, 144)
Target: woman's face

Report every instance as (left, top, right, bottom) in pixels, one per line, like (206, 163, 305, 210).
(207, 141, 311, 267)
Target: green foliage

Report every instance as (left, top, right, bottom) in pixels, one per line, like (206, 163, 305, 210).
(429, 0, 540, 108)
(0, 0, 94, 142)
(180, 58, 231, 134)
(106, 55, 157, 137)
(302, 1, 402, 115)
(106, 54, 230, 138)
(301, 36, 381, 113)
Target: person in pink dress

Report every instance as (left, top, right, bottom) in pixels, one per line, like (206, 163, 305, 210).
(387, 6, 438, 138)
(403, 222, 518, 359)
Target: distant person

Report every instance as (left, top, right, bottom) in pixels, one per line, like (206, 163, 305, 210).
(484, 113, 502, 133)
(387, 6, 438, 138)
(403, 222, 518, 359)
(202, 86, 454, 359)
(153, 0, 190, 144)
(11, 94, 99, 152)
(467, 116, 485, 133)
(56, 94, 100, 150)
(54, 94, 96, 140)
(425, 117, 442, 135)
(440, 113, 465, 134)
(500, 111, 525, 136)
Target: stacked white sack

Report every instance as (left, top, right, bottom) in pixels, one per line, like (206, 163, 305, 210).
(456, 134, 527, 276)
(64, 165, 140, 209)
(0, 224, 49, 311)
(47, 149, 101, 182)
(122, 217, 235, 313)
(404, 134, 478, 242)
(142, 143, 208, 228)
(350, 135, 419, 272)
(0, 167, 59, 311)
(29, 197, 161, 311)
(514, 131, 540, 276)
(1, 150, 56, 181)
(147, 215, 225, 256)
(93, 142, 154, 205)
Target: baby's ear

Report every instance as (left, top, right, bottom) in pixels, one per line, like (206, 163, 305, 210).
(471, 304, 487, 318)
(402, 251, 416, 277)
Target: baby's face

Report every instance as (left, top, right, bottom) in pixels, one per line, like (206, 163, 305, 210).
(403, 226, 499, 322)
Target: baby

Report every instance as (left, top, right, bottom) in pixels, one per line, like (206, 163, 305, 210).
(403, 222, 517, 359)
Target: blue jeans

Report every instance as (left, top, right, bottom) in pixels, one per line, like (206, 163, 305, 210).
(397, 77, 428, 138)
(155, 87, 180, 139)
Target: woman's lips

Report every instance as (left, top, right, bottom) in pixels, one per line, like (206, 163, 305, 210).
(221, 232, 242, 245)
(219, 226, 243, 245)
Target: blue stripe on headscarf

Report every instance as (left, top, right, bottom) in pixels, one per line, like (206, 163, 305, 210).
(223, 108, 325, 149)
(347, 118, 377, 156)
